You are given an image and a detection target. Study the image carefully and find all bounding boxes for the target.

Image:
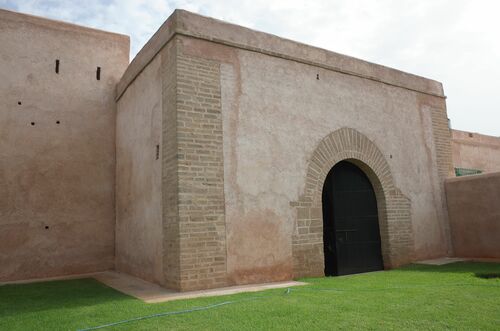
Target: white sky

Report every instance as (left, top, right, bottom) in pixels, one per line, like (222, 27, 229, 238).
(1, 0, 499, 136)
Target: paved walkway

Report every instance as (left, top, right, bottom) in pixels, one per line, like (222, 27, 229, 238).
(414, 257, 468, 265)
(415, 257, 500, 265)
(94, 271, 307, 303)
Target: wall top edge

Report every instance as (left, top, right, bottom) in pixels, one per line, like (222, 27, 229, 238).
(116, 9, 445, 101)
(0, 8, 130, 41)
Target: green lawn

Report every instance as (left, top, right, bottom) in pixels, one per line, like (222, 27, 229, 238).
(1, 262, 499, 331)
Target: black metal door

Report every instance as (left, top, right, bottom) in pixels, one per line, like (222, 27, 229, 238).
(322, 161, 383, 276)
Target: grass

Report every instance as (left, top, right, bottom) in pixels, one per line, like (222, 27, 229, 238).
(1, 262, 499, 331)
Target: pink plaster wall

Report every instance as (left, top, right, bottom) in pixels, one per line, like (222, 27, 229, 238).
(0, 9, 129, 281)
(446, 172, 500, 258)
(178, 34, 451, 283)
(115, 53, 163, 284)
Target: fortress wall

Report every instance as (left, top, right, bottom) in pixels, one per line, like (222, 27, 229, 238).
(0, 9, 129, 281)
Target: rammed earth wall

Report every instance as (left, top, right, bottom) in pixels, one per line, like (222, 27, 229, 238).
(2, 8, 457, 291)
(0, 9, 129, 282)
(115, 10, 454, 290)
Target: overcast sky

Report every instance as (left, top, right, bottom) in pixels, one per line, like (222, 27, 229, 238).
(1, 0, 499, 136)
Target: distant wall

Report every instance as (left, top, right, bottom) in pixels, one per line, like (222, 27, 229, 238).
(446, 172, 500, 258)
(0, 9, 129, 281)
(451, 129, 500, 174)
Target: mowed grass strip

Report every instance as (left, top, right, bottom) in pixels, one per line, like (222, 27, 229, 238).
(1, 262, 499, 331)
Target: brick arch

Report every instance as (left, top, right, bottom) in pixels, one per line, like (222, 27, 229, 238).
(291, 128, 414, 278)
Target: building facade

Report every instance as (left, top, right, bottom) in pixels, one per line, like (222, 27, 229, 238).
(1, 9, 461, 292)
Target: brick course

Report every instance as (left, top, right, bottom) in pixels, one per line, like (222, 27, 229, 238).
(162, 42, 227, 291)
(430, 108, 454, 179)
(429, 107, 454, 254)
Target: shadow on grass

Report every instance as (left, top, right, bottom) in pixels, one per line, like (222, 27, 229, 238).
(0, 278, 135, 318)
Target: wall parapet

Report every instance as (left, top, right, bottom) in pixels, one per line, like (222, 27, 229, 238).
(116, 10, 445, 102)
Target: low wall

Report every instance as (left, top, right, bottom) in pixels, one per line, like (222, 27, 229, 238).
(445, 172, 500, 258)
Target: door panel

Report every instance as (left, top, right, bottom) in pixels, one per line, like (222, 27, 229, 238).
(322, 161, 383, 276)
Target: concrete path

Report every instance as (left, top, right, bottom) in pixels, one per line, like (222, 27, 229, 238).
(414, 257, 468, 265)
(414, 257, 500, 265)
(93, 271, 307, 303)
